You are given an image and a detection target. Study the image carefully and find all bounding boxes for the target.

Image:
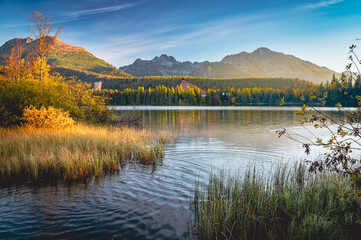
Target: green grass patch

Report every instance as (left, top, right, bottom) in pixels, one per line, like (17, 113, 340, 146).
(47, 52, 131, 77)
(192, 163, 361, 239)
(47, 51, 114, 73)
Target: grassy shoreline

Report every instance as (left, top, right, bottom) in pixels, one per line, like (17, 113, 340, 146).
(0, 124, 166, 183)
(192, 163, 361, 240)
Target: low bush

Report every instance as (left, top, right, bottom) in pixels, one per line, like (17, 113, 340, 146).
(22, 106, 74, 129)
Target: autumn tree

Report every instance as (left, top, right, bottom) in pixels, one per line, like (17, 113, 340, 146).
(2, 39, 26, 82)
(28, 11, 62, 83)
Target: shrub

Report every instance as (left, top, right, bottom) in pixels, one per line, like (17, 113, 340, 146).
(22, 106, 74, 129)
(0, 74, 111, 127)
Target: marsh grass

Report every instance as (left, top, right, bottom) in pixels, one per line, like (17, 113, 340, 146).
(193, 163, 361, 240)
(0, 124, 165, 183)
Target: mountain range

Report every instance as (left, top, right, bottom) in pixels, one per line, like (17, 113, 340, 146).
(0, 37, 339, 84)
(120, 48, 339, 84)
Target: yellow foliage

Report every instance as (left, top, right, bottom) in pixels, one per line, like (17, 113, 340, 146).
(32, 56, 51, 82)
(22, 106, 74, 129)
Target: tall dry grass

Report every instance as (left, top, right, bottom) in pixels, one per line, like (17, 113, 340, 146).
(192, 163, 361, 240)
(0, 124, 165, 183)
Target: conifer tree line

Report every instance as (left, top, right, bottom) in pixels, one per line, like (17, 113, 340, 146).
(97, 73, 361, 107)
(99, 85, 311, 106)
(98, 75, 311, 90)
(316, 73, 361, 107)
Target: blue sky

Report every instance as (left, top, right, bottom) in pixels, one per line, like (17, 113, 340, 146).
(0, 0, 360, 72)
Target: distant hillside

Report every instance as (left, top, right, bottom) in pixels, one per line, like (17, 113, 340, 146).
(192, 62, 261, 78)
(221, 48, 338, 84)
(0, 37, 132, 81)
(119, 48, 339, 84)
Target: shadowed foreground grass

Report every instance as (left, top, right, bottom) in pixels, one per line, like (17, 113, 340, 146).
(0, 124, 166, 183)
(193, 163, 361, 240)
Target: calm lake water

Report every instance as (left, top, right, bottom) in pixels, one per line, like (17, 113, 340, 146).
(0, 106, 346, 239)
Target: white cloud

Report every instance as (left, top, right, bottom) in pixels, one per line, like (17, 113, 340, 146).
(86, 23, 233, 66)
(75, 4, 318, 66)
(83, 8, 291, 66)
(301, 0, 344, 10)
(60, 3, 137, 21)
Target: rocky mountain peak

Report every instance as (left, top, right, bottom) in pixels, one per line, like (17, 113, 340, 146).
(253, 47, 272, 55)
(49, 37, 86, 53)
(134, 58, 143, 63)
(152, 54, 177, 65)
(119, 54, 205, 77)
(0, 36, 86, 59)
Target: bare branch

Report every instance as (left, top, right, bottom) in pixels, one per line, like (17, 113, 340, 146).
(27, 11, 63, 83)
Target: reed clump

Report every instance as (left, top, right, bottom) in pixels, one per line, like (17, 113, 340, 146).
(0, 124, 165, 183)
(192, 163, 361, 240)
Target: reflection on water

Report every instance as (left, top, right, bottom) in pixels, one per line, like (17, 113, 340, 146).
(0, 107, 342, 239)
(141, 108, 339, 170)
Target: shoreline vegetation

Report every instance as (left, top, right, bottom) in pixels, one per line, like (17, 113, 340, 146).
(192, 163, 361, 240)
(0, 11, 167, 186)
(0, 124, 166, 183)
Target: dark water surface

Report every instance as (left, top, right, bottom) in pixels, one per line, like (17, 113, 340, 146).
(0, 107, 342, 239)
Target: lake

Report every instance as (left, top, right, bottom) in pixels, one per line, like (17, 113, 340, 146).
(0, 107, 345, 239)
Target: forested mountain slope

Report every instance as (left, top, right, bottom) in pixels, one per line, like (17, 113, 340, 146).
(0, 37, 132, 81)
